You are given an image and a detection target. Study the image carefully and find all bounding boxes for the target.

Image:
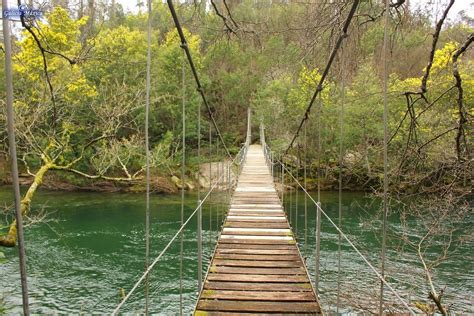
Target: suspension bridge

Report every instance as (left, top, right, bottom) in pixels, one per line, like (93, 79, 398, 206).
(195, 144, 321, 314)
(2, 0, 421, 314)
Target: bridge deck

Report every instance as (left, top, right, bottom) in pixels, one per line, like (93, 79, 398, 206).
(195, 145, 321, 315)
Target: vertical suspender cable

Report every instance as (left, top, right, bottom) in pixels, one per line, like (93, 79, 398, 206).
(216, 138, 220, 229)
(2, 5, 30, 314)
(315, 95, 322, 289)
(144, 0, 152, 313)
(337, 47, 346, 314)
(208, 125, 212, 253)
(295, 155, 299, 238)
(281, 157, 285, 207)
(304, 124, 308, 258)
(379, 0, 390, 313)
(179, 50, 186, 316)
(197, 85, 202, 293)
(289, 168, 293, 226)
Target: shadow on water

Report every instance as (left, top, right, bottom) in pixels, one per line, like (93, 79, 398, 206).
(0, 188, 472, 314)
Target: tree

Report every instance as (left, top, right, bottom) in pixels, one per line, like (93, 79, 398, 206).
(0, 8, 146, 247)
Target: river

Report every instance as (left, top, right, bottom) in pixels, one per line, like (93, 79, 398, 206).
(0, 188, 472, 314)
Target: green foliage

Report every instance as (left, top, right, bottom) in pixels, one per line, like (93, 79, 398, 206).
(150, 28, 202, 142)
(1, 0, 471, 192)
(84, 26, 150, 86)
(15, 8, 95, 103)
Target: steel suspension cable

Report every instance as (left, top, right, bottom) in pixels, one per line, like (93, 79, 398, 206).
(285, 0, 360, 154)
(179, 49, 186, 316)
(380, 0, 391, 313)
(144, 0, 152, 313)
(166, 0, 231, 158)
(2, 4, 30, 314)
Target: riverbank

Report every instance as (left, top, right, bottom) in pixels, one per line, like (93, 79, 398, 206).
(0, 161, 238, 194)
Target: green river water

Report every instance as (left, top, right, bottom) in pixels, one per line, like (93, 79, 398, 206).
(0, 188, 472, 314)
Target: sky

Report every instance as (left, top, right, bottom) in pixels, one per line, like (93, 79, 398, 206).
(115, 0, 473, 22)
(0, 0, 472, 21)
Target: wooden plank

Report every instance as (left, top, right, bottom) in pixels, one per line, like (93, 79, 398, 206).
(206, 273, 309, 283)
(195, 312, 264, 316)
(226, 216, 287, 221)
(210, 266, 306, 275)
(215, 253, 301, 261)
(221, 230, 292, 236)
(228, 211, 285, 217)
(213, 259, 301, 268)
(230, 204, 284, 209)
(219, 237, 295, 245)
(203, 281, 313, 292)
(217, 243, 296, 250)
(197, 300, 320, 313)
(200, 290, 316, 302)
(220, 235, 292, 240)
(224, 222, 288, 228)
(216, 248, 298, 255)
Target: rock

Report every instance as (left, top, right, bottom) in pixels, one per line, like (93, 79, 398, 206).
(186, 181, 195, 190)
(171, 175, 184, 189)
(197, 172, 210, 189)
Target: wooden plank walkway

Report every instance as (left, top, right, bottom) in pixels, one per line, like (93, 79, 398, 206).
(195, 145, 321, 315)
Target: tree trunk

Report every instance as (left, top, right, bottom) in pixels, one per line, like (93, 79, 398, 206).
(0, 163, 52, 247)
(78, 0, 84, 19)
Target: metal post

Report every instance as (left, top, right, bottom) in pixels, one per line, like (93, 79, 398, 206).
(197, 199, 202, 291)
(2, 5, 30, 315)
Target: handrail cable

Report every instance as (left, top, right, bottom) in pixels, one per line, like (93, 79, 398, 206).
(111, 144, 247, 315)
(266, 151, 415, 314)
(166, 0, 231, 158)
(285, 0, 360, 154)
